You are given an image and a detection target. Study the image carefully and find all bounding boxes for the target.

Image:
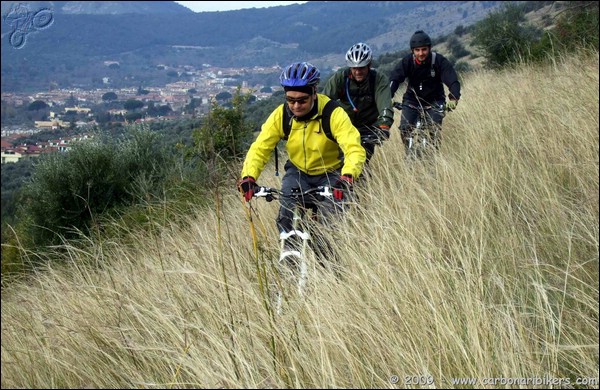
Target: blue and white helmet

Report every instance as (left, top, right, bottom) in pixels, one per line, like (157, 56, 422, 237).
(280, 62, 320, 87)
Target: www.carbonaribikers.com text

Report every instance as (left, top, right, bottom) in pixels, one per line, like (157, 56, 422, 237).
(389, 374, 598, 387)
(448, 376, 598, 386)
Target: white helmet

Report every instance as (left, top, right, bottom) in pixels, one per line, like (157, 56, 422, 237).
(345, 42, 372, 67)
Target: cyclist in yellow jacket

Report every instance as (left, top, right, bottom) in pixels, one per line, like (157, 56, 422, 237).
(238, 62, 365, 255)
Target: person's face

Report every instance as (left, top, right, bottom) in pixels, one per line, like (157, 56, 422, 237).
(412, 46, 430, 62)
(350, 65, 370, 82)
(285, 90, 314, 117)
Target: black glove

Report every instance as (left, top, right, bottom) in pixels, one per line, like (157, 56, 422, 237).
(333, 175, 353, 201)
(378, 125, 390, 140)
(238, 176, 259, 202)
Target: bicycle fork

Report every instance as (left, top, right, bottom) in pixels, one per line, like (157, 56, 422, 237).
(274, 228, 310, 314)
(278, 229, 310, 295)
(406, 119, 426, 156)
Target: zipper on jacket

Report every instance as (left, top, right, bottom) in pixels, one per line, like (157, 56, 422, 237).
(303, 122, 308, 172)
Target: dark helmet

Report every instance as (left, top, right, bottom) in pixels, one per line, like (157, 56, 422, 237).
(345, 42, 372, 67)
(410, 30, 432, 49)
(280, 62, 320, 87)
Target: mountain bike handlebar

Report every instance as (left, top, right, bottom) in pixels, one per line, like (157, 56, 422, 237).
(359, 124, 389, 146)
(393, 101, 451, 112)
(253, 185, 335, 202)
(253, 186, 280, 202)
(394, 102, 433, 111)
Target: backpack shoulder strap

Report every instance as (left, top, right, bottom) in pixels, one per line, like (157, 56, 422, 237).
(430, 51, 437, 78)
(320, 99, 338, 142)
(369, 69, 377, 98)
(282, 104, 293, 140)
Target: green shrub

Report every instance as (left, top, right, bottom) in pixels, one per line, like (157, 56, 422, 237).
(552, 2, 599, 50)
(14, 127, 173, 251)
(189, 88, 254, 183)
(3, 92, 260, 279)
(473, 2, 598, 68)
(472, 3, 541, 68)
(447, 36, 471, 59)
(454, 61, 473, 74)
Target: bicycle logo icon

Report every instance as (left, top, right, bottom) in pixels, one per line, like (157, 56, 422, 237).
(3, 3, 54, 49)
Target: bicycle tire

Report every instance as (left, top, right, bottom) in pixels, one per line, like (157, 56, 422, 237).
(9, 30, 27, 49)
(32, 9, 54, 30)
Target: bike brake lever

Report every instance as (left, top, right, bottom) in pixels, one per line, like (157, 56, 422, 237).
(254, 186, 273, 198)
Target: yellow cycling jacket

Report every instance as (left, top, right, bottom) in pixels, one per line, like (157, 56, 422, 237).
(241, 94, 365, 180)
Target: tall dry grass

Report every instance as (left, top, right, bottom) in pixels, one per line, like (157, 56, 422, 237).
(2, 53, 598, 389)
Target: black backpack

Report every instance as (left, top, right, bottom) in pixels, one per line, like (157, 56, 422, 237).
(274, 99, 339, 175)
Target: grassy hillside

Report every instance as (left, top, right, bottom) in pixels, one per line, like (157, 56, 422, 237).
(1, 53, 598, 388)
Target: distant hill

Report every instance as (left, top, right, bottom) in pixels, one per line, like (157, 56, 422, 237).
(1, 1, 507, 93)
(0, 1, 191, 15)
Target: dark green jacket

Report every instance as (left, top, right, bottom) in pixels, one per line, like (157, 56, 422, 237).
(322, 67, 393, 130)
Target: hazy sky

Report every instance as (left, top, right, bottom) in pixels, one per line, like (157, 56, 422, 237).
(175, 1, 307, 13)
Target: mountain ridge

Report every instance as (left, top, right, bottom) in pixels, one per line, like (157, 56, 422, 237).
(1, 1, 506, 93)
(0, 1, 192, 15)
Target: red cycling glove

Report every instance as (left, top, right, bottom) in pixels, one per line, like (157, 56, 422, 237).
(238, 176, 258, 202)
(333, 175, 353, 200)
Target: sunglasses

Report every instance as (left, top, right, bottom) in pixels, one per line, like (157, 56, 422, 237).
(286, 95, 311, 104)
